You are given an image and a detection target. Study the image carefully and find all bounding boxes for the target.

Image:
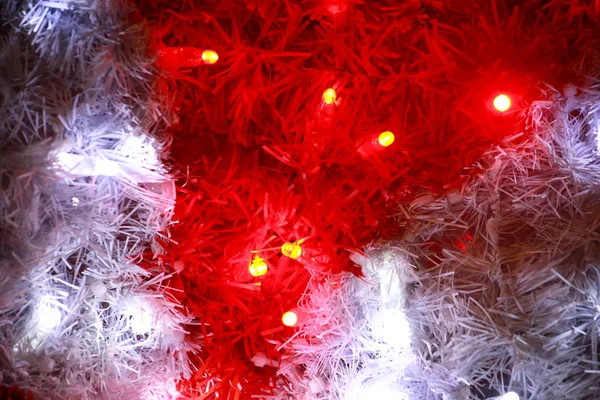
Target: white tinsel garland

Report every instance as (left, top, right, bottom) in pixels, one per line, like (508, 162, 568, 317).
(284, 80, 600, 400)
(1, 1, 194, 399)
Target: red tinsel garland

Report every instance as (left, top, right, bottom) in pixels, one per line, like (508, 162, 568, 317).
(134, 0, 594, 398)
(0, 387, 34, 400)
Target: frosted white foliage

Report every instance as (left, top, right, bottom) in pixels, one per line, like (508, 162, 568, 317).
(281, 248, 419, 399)
(0, 0, 194, 398)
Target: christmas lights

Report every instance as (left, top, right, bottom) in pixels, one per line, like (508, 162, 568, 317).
(9, 0, 598, 398)
(35, 299, 62, 336)
(282, 311, 298, 327)
(370, 308, 411, 349)
(492, 94, 512, 112)
(249, 255, 268, 277)
(357, 131, 396, 157)
(202, 49, 219, 65)
(377, 131, 395, 147)
(0, 3, 194, 397)
(281, 242, 302, 259)
(157, 47, 219, 70)
(322, 88, 337, 105)
(126, 301, 156, 335)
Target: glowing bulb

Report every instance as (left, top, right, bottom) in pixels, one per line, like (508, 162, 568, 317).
(322, 88, 337, 104)
(282, 311, 298, 327)
(249, 256, 268, 277)
(377, 131, 395, 147)
(371, 308, 411, 349)
(127, 303, 155, 334)
(500, 392, 520, 400)
(281, 242, 302, 259)
(37, 305, 62, 334)
(493, 94, 512, 112)
(202, 50, 219, 64)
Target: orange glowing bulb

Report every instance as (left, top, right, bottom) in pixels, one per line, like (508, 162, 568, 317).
(202, 50, 219, 64)
(492, 94, 511, 112)
(378, 131, 395, 147)
(249, 256, 268, 277)
(281, 242, 302, 259)
(282, 311, 298, 327)
(322, 88, 337, 105)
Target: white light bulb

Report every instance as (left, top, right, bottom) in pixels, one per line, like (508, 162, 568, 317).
(371, 308, 411, 349)
(71, 197, 80, 206)
(500, 392, 520, 400)
(37, 304, 62, 334)
(127, 303, 155, 334)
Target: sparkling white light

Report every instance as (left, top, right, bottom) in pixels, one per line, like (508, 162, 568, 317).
(126, 301, 156, 335)
(370, 308, 411, 349)
(36, 300, 62, 335)
(500, 392, 520, 400)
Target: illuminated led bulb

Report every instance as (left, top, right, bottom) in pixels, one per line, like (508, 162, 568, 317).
(202, 49, 219, 64)
(249, 256, 268, 277)
(492, 94, 512, 112)
(127, 303, 155, 334)
(378, 131, 395, 147)
(37, 305, 62, 334)
(282, 311, 298, 327)
(322, 88, 337, 105)
(281, 242, 302, 259)
(499, 392, 520, 400)
(371, 309, 411, 349)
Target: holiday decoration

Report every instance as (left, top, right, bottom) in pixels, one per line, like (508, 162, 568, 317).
(0, 1, 193, 398)
(157, 47, 219, 70)
(283, 85, 600, 398)
(3, 0, 600, 399)
(357, 130, 396, 157)
(249, 255, 269, 277)
(492, 94, 512, 113)
(281, 311, 299, 327)
(377, 131, 395, 147)
(281, 242, 303, 260)
(201, 50, 219, 65)
(322, 88, 338, 105)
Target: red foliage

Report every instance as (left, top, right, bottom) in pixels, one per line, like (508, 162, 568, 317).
(134, 0, 592, 397)
(0, 387, 34, 400)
